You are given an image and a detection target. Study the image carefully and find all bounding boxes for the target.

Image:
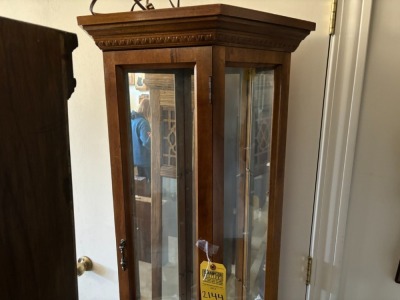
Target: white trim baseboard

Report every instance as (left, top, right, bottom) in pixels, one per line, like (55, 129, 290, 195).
(307, 0, 373, 299)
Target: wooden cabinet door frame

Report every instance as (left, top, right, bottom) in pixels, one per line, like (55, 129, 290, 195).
(211, 46, 291, 300)
(102, 47, 212, 299)
(102, 45, 291, 299)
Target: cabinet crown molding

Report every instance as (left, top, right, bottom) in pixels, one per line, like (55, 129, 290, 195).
(77, 4, 315, 52)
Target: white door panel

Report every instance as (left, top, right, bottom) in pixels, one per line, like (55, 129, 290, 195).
(308, 1, 374, 299)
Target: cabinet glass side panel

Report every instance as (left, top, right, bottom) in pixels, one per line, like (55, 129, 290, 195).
(126, 70, 194, 299)
(224, 68, 274, 299)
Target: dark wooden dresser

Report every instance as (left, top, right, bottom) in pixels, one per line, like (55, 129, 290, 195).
(0, 17, 78, 300)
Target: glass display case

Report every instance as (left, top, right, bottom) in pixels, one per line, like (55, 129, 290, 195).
(78, 4, 314, 299)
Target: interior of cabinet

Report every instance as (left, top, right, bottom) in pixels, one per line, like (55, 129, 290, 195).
(127, 70, 195, 298)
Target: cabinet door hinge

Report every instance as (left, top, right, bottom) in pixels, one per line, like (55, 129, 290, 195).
(306, 256, 313, 285)
(208, 76, 212, 103)
(329, 0, 338, 35)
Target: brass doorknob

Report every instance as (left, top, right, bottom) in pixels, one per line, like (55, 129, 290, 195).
(77, 256, 93, 277)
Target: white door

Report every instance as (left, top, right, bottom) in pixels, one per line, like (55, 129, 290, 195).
(335, 0, 400, 298)
(306, 1, 378, 299)
(308, 0, 400, 298)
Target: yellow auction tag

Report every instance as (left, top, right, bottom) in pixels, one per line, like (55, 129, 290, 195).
(200, 261, 226, 300)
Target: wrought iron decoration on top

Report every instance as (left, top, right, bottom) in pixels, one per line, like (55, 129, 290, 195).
(90, 0, 180, 15)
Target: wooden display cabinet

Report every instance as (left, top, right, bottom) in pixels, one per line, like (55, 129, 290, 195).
(78, 4, 314, 299)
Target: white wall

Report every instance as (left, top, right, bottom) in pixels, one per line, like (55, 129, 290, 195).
(339, 0, 400, 298)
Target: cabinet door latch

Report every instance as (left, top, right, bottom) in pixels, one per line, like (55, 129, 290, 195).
(119, 239, 127, 271)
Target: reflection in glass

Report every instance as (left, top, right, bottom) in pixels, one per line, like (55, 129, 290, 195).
(224, 68, 274, 299)
(127, 71, 194, 299)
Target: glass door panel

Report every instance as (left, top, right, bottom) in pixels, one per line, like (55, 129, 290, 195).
(126, 70, 194, 299)
(224, 68, 274, 299)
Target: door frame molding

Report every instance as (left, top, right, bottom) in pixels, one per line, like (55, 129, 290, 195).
(307, 0, 373, 298)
